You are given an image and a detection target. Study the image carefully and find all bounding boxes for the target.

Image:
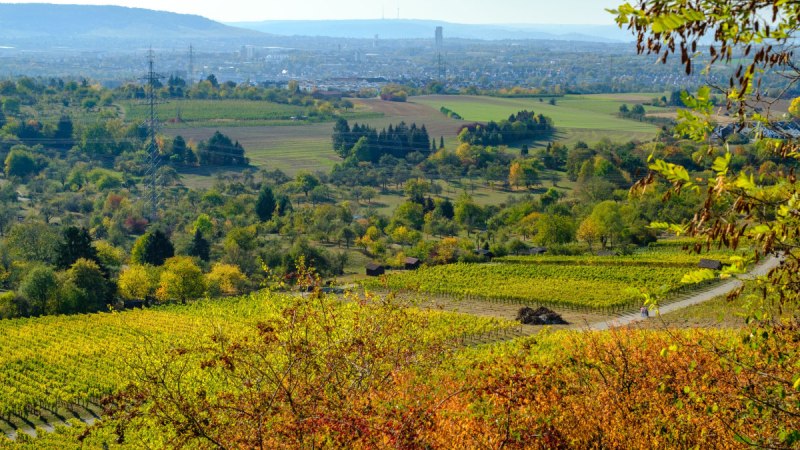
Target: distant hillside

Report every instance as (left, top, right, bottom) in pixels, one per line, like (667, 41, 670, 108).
(230, 19, 631, 43)
(0, 4, 265, 50)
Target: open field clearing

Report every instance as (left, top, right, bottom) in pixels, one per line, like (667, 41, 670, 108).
(166, 123, 338, 181)
(122, 99, 307, 126)
(353, 98, 466, 141)
(413, 94, 662, 145)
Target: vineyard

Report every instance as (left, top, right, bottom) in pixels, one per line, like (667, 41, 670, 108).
(0, 290, 516, 441)
(367, 249, 748, 312)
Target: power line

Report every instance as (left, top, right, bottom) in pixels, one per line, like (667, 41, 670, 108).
(141, 49, 165, 222)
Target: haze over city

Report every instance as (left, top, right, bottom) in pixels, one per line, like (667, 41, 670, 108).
(0, 0, 621, 24)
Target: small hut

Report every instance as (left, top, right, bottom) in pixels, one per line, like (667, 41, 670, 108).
(527, 247, 547, 256)
(123, 300, 145, 309)
(474, 249, 494, 259)
(404, 257, 421, 270)
(365, 262, 385, 277)
(698, 259, 724, 270)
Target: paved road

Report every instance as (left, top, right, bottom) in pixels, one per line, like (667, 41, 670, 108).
(588, 255, 781, 331)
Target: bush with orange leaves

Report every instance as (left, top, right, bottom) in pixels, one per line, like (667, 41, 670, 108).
(427, 324, 799, 449)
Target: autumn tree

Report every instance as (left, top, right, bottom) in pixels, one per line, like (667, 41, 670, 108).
(118, 264, 157, 301)
(204, 263, 248, 297)
(156, 256, 204, 304)
(609, 2, 800, 446)
(577, 217, 602, 253)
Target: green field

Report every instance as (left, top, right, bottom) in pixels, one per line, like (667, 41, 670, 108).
(122, 99, 309, 127)
(412, 94, 663, 146)
(167, 122, 338, 183)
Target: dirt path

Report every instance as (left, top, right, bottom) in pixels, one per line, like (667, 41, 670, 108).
(588, 256, 781, 331)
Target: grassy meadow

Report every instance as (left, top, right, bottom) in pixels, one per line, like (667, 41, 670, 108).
(412, 94, 664, 147)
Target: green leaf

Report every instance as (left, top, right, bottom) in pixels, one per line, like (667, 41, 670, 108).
(681, 269, 717, 284)
(711, 153, 731, 176)
(734, 172, 756, 190)
(681, 8, 705, 21)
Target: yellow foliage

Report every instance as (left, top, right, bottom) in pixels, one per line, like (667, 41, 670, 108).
(156, 256, 204, 303)
(118, 264, 156, 300)
(205, 263, 248, 297)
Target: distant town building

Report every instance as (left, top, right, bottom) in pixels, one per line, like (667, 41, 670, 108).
(366, 262, 385, 277)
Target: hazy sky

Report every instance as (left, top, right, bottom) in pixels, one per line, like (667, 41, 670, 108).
(2, 0, 623, 24)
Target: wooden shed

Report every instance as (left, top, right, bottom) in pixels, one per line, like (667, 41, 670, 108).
(527, 247, 547, 256)
(365, 262, 385, 277)
(404, 257, 421, 270)
(123, 300, 145, 309)
(474, 249, 494, 259)
(698, 259, 724, 270)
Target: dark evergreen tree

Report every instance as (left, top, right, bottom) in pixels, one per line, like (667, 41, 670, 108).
(56, 226, 98, 270)
(276, 195, 292, 216)
(256, 186, 277, 222)
(436, 198, 455, 220)
(332, 118, 350, 157)
(132, 230, 174, 266)
(54, 115, 74, 149)
(197, 131, 248, 166)
(187, 229, 210, 262)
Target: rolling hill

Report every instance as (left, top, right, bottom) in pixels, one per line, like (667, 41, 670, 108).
(0, 3, 265, 50)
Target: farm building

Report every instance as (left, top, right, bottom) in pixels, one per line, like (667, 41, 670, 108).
(366, 262, 385, 277)
(404, 257, 421, 270)
(526, 247, 547, 255)
(474, 249, 494, 259)
(698, 259, 724, 270)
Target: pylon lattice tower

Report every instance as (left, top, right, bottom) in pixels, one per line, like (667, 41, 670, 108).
(142, 49, 164, 222)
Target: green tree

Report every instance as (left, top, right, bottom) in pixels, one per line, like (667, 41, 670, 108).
(295, 172, 320, 197)
(6, 222, 58, 263)
(56, 226, 98, 270)
(589, 201, 624, 249)
(54, 115, 74, 149)
(64, 258, 112, 313)
(454, 194, 484, 236)
(255, 186, 277, 222)
(131, 230, 175, 266)
(187, 229, 211, 262)
(192, 214, 214, 235)
(19, 266, 58, 315)
(4, 146, 36, 178)
(535, 214, 575, 246)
